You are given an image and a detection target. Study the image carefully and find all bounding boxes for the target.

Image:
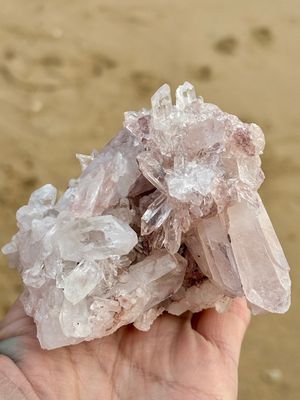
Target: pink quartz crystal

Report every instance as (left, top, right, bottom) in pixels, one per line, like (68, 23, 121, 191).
(2, 82, 291, 349)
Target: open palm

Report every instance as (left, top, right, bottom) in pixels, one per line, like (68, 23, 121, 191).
(0, 298, 250, 400)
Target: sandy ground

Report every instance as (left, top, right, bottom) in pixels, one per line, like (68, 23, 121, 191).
(0, 1, 299, 398)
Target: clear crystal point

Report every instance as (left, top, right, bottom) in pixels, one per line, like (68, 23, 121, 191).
(227, 196, 291, 313)
(175, 81, 197, 109)
(151, 83, 172, 120)
(63, 260, 103, 305)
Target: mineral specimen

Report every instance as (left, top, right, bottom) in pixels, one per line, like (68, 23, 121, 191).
(2, 82, 291, 350)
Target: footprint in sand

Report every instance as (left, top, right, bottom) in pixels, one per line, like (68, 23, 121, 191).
(214, 36, 238, 55)
(39, 54, 63, 67)
(91, 53, 117, 77)
(39, 52, 117, 79)
(193, 65, 213, 82)
(251, 26, 273, 45)
(21, 176, 38, 189)
(3, 48, 16, 61)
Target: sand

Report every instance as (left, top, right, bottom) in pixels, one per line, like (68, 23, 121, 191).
(0, 1, 299, 398)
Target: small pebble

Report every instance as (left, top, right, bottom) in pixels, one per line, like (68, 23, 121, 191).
(264, 368, 283, 383)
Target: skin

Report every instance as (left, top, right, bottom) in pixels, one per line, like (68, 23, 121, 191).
(0, 297, 250, 400)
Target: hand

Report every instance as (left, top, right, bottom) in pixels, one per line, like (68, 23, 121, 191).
(0, 297, 250, 400)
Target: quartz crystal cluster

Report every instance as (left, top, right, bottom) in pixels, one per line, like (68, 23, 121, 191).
(2, 82, 291, 349)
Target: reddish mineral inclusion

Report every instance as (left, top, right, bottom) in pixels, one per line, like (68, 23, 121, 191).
(2, 82, 291, 349)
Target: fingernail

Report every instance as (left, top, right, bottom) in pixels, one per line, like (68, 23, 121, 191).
(0, 337, 24, 362)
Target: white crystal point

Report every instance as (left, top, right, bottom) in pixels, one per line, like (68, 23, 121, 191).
(1, 241, 17, 257)
(71, 129, 142, 216)
(175, 81, 196, 109)
(249, 123, 265, 154)
(76, 152, 96, 171)
(29, 184, 57, 207)
(33, 284, 80, 350)
(60, 298, 92, 338)
(163, 211, 182, 254)
(227, 196, 291, 313)
(2, 82, 291, 349)
(113, 250, 187, 311)
(141, 193, 171, 235)
(57, 214, 138, 262)
(185, 214, 243, 296)
(63, 260, 102, 304)
(137, 151, 167, 193)
(151, 83, 172, 119)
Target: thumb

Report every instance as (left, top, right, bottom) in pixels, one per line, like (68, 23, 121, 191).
(194, 297, 251, 364)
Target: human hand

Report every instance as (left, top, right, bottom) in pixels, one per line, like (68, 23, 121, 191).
(0, 297, 250, 400)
